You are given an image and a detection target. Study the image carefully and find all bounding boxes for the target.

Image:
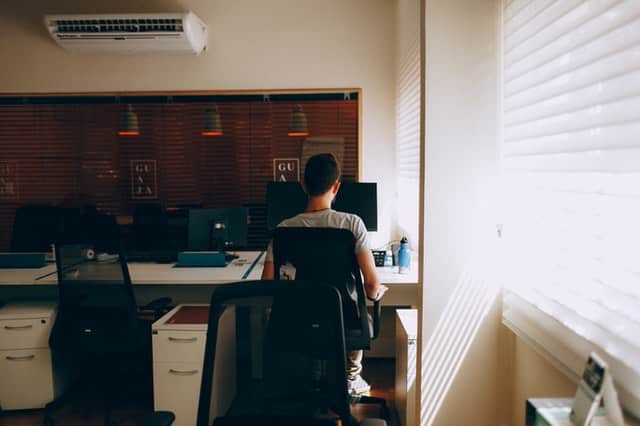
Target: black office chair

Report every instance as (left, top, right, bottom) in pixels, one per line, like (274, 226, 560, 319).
(166, 207, 191, 252)
(142, 280, 386, 426)
(10, 204, 61, 252)
(73, 205, 121, 253)
(133, 203, 169, 251)
(272, 227, 388, 417)
(45, 243, 171, 426)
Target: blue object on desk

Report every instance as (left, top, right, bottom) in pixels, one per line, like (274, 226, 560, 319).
(0, 252, 47, 268)
(176, 251, 227, 267)
(398, 237, 410, 274)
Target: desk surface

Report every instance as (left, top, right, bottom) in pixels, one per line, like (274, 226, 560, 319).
(0, 251, 264, 286)
(0, 251, 419, 287)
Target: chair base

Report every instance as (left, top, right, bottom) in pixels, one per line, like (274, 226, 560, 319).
(350, 395, 391, 421)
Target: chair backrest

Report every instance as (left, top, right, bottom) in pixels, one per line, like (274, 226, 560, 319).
(85, 210, 120, 253)
(272, 227, 370, 343)
(197, 281, 353, 426)
(10, 204, 61, 252)
(167, 207, 191, 251)
(133, 203, 169, 251)
(50, 243, 142, 354)
(57, 207, 85, 245)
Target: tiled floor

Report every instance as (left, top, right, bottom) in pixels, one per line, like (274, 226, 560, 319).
(0, 358, 399, 426)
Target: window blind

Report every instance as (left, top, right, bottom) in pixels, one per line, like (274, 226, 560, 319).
(501, 0, 640, 415)
(395, 14, 421, 245)
(0, 96, 359, 251)
(396, 32, 421, 181)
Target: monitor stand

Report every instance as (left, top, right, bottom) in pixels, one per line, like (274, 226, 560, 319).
(209, 221, 238, 262)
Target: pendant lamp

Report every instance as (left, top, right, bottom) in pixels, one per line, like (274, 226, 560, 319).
(287, 104, 309, 137)
(117, 104, 140, 136)
(202, 106, 223, 136)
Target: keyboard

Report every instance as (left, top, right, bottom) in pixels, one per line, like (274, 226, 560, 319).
(126, 251, 178, 263)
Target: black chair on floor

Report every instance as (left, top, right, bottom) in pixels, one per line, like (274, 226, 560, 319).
(45, 243, 171, 426)
(72, 205, 121, 253)
(271, 227, 388, 418)
(133, 204, 169, 251)
(10, 204, 61, 252)
(166, 207, 192, 252)
(142, 280, 386, 426)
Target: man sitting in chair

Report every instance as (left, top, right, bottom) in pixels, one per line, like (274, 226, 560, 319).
(262, 152, 388, 396)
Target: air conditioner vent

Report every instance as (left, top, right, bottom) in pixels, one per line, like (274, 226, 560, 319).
(52, 18, 184, 33)
(44, 12, 207, 54)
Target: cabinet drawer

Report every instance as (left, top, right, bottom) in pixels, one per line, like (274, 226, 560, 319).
(0, 348, 54, 410)
(153, 361, 202, 426)
(0, 318, 52, 350)
(153, 330, 206, 363)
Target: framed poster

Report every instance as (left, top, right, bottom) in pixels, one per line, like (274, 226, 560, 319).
(130, 160, 158, 200)
(300, 137, 345, 174)
(273, 158, 300, 182)
(0, 161, 18, 200)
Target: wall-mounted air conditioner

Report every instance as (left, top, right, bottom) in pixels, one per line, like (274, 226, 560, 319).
(44, 12, 207, 54)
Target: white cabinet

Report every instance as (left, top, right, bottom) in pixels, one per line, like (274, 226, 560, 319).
(152, 304, 236, 426)
(0, 301, 61, 410)
(395, 309, 417, 426)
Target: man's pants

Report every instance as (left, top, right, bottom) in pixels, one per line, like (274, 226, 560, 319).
(347, 350, 363, 380)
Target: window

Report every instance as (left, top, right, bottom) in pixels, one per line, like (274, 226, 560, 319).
(500, 0, 640, 416)
(396, 0, 421, 246)
(0, 93, 359, 251)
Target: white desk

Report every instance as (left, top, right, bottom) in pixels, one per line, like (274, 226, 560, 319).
(0, 252, 418, 358)
(152, 304, 236, 426)
(395, 309, 417, 426)
(0, 302, 63, 410)
(374, 264, 419, 307)
(0, 265, 58, 285)
(0, 251, 418, 307)
(0, 251, 264, 286)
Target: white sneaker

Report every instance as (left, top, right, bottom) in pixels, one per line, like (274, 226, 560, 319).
(348, 375, 371, 395)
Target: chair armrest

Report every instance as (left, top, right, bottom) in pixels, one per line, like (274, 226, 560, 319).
(138, 411, 175, 426)
(360, 419, 387, 426)
(372, 299, 381, 339)
(141, 297, 172, 313)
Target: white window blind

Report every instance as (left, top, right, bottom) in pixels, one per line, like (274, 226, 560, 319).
(501, 0, 640, 416)
(395, 8, 421, 245)
(396, 33, 421, 181)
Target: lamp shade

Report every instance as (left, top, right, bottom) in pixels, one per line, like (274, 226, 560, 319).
(117, 104, 140, 136)
(202, 106, 223, 136)
(288, 104, 309, 137)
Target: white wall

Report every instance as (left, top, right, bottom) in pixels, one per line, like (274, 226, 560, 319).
(420, 0, 501, 424)
(0, 0, 397, 247)
(501, 328, 576, 426)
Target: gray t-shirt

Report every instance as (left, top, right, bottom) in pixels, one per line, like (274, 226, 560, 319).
(264, 209, 370, 262)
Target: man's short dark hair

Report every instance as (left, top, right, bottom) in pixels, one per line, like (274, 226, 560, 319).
(303, 153, 341, 196)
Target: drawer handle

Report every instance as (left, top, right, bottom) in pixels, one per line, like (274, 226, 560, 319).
(4, 324, 33, 330)
(6, 354, 35, 361)
(168, 336, 197, 343)
(169, 369, 198, 376)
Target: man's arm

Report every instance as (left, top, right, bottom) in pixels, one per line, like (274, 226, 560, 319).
(261, 261, 274, 280)
(356, 249, 388, 300)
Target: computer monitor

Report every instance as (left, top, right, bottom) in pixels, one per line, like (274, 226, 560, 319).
(187, 208, 249, 251)
(266, 182, 307, 230)
(266, 182, 378, 231)
(334, 182, 378, 231)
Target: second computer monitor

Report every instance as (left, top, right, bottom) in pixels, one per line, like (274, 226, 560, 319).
(187, 207, 248, 251)
(266, 182, 378, 231)
(334, 182, 378, 231)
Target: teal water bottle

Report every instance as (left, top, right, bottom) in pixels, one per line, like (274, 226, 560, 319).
(398, 236, 410, 274)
